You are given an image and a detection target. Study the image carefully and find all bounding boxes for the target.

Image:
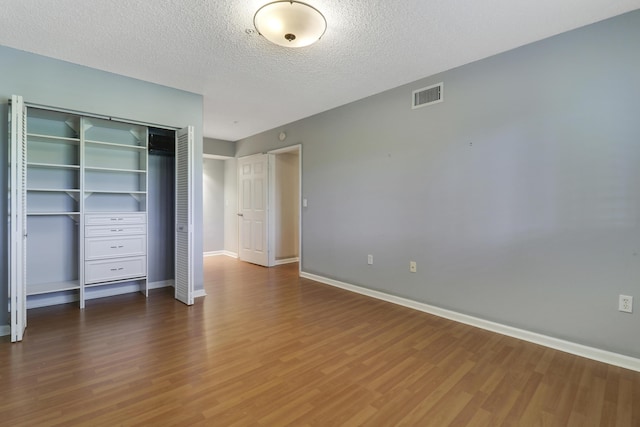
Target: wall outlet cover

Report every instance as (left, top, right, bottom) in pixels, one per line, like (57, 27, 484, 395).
(619, 295, 633, 313)
(409, 261, 417, 273)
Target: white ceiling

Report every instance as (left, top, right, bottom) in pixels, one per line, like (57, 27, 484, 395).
(1, 1, 639, 141)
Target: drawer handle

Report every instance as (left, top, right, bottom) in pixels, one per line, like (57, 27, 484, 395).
(109, 229, 124, 232)
(110, 218, 124, 221)
(109, 267, 125, 271)
(109, 245, 125, 249)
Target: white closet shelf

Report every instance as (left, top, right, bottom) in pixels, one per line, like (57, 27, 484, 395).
(27, 211, 81, 216)
(27, 280, 80, 296)
(27, 187, 80, 192)
(27, 133, 80, 144)
(27, 162, 80, 170)
(84, 276, 146, 288)
(85, 190, 146, 194)
(85, 166, 146, 173)
(85, 139, 146, 150)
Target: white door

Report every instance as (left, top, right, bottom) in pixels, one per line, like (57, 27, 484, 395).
(175, 126, 194, 305)
(9, 94, 27, 342)
(238, 154, 269, 266)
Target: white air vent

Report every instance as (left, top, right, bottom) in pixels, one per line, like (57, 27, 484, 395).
(412, 82, 443, 109)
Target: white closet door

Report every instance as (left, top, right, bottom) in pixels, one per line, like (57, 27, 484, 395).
(9, 95, 27, 342)
(175, 126, 194, 305)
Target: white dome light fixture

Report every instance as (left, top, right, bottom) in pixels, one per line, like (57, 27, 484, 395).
(253, 1, 327, 48)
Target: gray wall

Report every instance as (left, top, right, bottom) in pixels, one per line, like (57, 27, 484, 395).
(203, 158, 225, 252)
(1, 45, 205, 328)
(236, 11, 640, 358)
(204, 137, 235, 157)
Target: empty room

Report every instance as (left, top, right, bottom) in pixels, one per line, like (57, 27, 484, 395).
(1, 1, 640, 426)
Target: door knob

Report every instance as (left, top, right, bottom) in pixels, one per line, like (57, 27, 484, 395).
(237, 213, 244, 216)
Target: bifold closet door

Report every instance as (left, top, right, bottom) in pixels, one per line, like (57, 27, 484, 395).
(9, 95, 27, 342)
(175, 126, 194, 305)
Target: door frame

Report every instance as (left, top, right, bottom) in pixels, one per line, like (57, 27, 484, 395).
(267, 144, 302, 273)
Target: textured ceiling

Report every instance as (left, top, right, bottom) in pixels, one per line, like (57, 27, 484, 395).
(1, 1, 639, 141)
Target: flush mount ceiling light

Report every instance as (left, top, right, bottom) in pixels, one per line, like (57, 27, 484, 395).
(253, 1, 326, 48)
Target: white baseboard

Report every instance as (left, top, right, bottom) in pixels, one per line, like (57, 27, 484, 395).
(204, 250, 225, 257)
(274, 257, 299, 266)
(0, 325, 10, 337)
(149, 279, 205, 298)
(149, 280, 174, 289)
(204, 250, 238, 259)
(300, 271, 640, 372)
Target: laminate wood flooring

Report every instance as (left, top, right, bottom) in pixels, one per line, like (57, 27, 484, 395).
(1, 256, 639, 426)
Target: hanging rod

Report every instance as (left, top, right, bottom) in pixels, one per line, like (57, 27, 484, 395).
(17, 99, 180, 131)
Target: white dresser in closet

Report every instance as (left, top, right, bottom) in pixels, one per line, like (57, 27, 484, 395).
(84, 213, 147, 285)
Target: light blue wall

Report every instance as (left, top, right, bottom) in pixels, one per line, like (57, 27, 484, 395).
(203, 158, 225, 252)
(0, 45, 204, 326)
(224, 159, 238, 255)
(236, 11, 640, 358)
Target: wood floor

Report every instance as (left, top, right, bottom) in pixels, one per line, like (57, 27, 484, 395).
(1, 257, 639, 426)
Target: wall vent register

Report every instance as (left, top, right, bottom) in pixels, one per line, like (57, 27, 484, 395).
(412, 82, 443, 109)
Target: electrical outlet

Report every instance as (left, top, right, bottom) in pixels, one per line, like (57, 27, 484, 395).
(619, 295, 633, 313)
(367, 254, 373, 265)
(409, 261, 417, 273)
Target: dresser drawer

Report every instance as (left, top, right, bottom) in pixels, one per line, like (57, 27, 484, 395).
(85, 235, 146, 260)
(85, 224, 146, 237)
(85, 257, 146, 284)
(85, 213, 146, 226)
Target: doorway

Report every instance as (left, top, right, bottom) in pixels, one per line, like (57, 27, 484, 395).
(269, 145, 301, 267)
(237, 145, 302, 269)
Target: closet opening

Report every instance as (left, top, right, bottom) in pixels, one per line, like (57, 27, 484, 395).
(147, 127, 176, 288)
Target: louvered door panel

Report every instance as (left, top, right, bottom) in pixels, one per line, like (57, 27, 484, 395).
(9, 95, 27, 342)
(175, 126, 194, 305)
